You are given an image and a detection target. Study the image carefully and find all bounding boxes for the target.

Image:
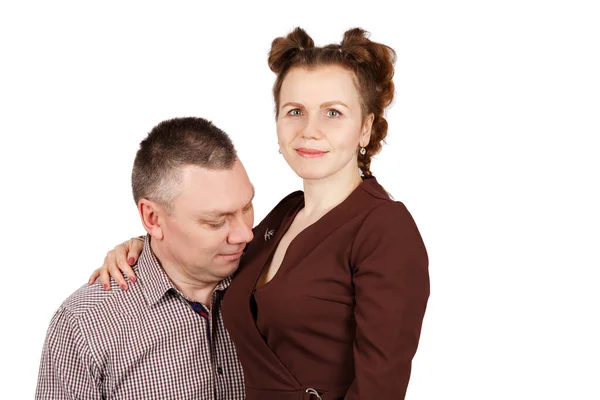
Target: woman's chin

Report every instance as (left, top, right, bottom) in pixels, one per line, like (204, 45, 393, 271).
(290, 166, 331, 181)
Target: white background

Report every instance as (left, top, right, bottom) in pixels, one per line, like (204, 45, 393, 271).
(1, 1, 598, 399)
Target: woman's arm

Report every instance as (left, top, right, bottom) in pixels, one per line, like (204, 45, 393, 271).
(346, 201, 430, 399)
(88, 237, 144, 290)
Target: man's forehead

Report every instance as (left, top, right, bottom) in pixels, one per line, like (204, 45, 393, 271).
(173, 162, 253, 212)
(198, 186, 255, 218)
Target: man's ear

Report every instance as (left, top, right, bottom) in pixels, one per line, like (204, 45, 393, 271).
(138, 199, 165, 240)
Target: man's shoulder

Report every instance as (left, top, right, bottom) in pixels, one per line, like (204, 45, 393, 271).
(59, 280, 133, 321)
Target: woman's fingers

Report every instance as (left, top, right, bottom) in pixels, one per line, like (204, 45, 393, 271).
(88, 269, 100, 285)
(122, 238, 144, 283)
(88, 237, 145, 290)
(110, 243, 130, 290)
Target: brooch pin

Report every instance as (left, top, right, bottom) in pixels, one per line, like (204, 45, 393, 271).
(264, 228, 275, 241)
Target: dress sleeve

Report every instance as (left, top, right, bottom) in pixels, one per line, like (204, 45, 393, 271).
(35, 307, 102, 400)
(345, 201, 430, 399)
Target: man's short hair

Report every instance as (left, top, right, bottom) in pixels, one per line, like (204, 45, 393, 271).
(132, 117, 237, 212)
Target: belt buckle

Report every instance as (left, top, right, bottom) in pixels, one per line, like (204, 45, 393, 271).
(305, 388, 323, 399)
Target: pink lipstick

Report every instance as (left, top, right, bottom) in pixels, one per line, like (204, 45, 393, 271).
(296, 147, 327, 158)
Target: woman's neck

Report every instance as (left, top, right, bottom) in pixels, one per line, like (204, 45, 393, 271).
(301, 163, 363, 220)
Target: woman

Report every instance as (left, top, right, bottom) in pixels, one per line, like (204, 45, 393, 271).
(92, 27, 429, 399)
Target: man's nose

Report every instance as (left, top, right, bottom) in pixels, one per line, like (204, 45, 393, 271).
(228, 216, 254, 245)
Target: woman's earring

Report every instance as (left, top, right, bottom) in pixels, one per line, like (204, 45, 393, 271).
(278, 148, 282, 154)
(359, 147, 366, 156)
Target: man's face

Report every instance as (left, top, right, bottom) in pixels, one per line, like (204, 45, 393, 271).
(157, 159, 254, 283)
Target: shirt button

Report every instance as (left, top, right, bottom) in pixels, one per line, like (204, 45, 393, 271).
(216, 366, 223, 375)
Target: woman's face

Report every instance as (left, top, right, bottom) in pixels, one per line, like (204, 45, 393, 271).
(276, 65, 373, 181)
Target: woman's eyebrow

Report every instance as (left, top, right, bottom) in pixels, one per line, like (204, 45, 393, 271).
(320, 100, 348, 108)
(280, 102, 304, 109)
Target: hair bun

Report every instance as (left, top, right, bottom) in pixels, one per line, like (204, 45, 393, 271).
(340, 28, 372, 61)
(268, 27, 315, 74)
(340, 28, 396, 85)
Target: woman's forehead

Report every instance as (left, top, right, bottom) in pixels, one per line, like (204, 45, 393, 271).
(280, 66, 361, 105)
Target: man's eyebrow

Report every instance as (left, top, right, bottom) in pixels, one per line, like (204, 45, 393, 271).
(199, 186, 255, 219)
(244, 186, 256, 209)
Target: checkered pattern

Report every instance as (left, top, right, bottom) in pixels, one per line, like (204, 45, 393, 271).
(35, 236, 245, 399)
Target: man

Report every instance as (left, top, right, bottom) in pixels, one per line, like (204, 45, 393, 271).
(36, 117, 254, 399)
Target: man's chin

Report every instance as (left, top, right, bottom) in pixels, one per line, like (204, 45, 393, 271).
(212, 258, 242, 275)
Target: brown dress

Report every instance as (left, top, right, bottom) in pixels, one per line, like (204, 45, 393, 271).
(222, 177, 429, 399)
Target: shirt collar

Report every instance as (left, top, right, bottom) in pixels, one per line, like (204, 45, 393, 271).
(136, 235, 233, 307)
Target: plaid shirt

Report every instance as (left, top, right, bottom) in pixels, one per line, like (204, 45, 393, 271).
(36, 237, 245, 399)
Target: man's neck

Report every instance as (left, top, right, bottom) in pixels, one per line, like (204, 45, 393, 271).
(150, 240, 219, 307)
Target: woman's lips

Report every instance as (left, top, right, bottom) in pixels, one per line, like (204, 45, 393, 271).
(296, 148, 327, 158)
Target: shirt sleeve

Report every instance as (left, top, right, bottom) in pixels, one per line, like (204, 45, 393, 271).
(345, 201, 430, 400)
(35, 306, 102, 400)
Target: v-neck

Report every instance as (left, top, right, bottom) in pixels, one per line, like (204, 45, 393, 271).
(252, 177, 375, 293)
(253, 199, 303, 292)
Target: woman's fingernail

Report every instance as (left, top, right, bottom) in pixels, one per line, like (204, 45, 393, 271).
(130, 277, 136, 284)
(104, 284, 109, 290)
(128, 258, 135, 265)
(120, 284, 127, 291)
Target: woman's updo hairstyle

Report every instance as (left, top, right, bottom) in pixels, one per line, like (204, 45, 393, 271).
(268, 27, 396, 177)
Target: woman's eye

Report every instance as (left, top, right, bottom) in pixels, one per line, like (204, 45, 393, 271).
(326, 109, 341, 118)
(206, 221, 226, 229)
(288, 109, 302, 116)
